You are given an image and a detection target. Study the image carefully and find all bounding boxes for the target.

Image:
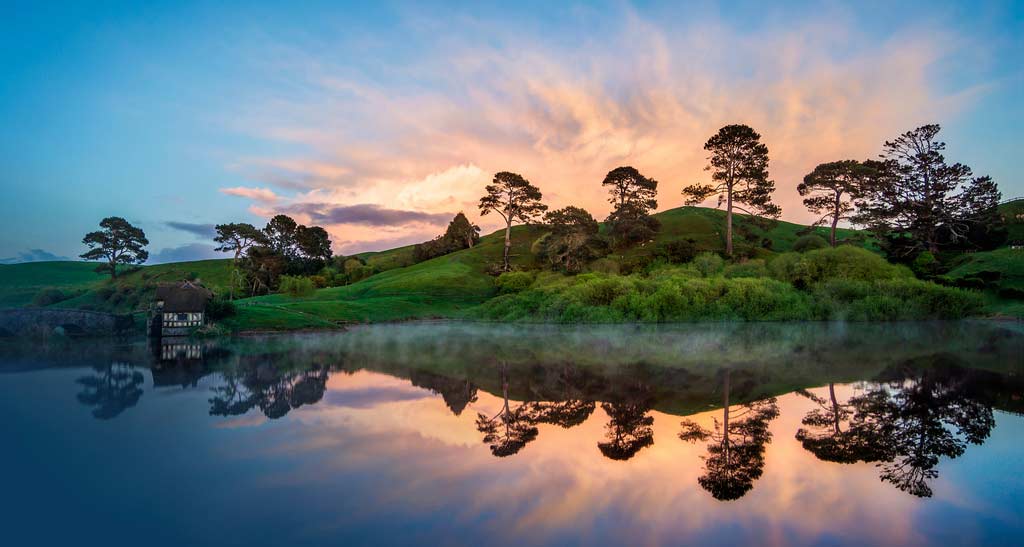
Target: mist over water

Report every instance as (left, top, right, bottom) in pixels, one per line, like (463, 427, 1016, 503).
(1, 321, 1022, 546)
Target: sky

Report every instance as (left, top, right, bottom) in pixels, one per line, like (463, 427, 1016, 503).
(1, 0, 1022, 263)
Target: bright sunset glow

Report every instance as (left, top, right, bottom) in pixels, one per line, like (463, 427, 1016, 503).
(1, 1, 1021, 260)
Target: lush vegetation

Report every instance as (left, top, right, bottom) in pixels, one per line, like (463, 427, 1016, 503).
(2, 124, 1019, 332)
(474, 247, 981, 323)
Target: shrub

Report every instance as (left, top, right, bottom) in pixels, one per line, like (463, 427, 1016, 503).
(495, 271, 535, 294)
(309, 275, 329, 288)
(587, 258, 620, 275)
(769, 246, 910, 289)
(32, 288, 68, 307)
(911, 251, 941, 278)
(279, 275, 316, 298)
(620, 254, 654, 275)
(656, 239, 699, 264)
(724, 259, 767, 279)
(793, 234, 829, 253)
(999, 287, 1024, 300)
(185, 271, 200, 281)
(205, 297, 236, 320)
(692, 252, 724, 277)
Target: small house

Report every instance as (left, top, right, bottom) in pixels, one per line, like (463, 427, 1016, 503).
(152, 281, 213, 337)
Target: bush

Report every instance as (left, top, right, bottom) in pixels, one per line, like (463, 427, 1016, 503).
(309, 275, 329, 288)
(205, 297, 236, 320)
(911, 251, 941, 278)
(793, 234, 829, 253)
(279, 275, 316, 298)
(32, 288, 68, 307)
(495, 271, 535, 294)
(620, 254, 654, 275)
(769, 246, 910, 289)
(724, 259, 767, 279)
(656, 239, 699, 264)
(692, 252, 724, 277)
(999, 287, 1024, 300)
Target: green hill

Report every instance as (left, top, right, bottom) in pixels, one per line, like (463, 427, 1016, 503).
(3, 204, 1019, 329)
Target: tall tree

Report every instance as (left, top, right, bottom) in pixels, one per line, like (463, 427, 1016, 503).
(263, 214, 299, 257)
(798, 160, 876, 247)
(603, 166, 660, 246)
(682, 124, 781, 256)
(445, 212, 481, 249)
(295, 225, 333, 263)
(475, 365, 540, 457)
(598, 400, 655, 461)
(80, 217, 149, 278)
(853, 124, 1002, 256)
(479, 171, 547, 271)
(213, 223, 267, 262)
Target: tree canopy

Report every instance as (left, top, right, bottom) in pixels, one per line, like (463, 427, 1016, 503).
(798, 160, 876, 247)
(853, 124, 1002, 257)
(479, 171, 547, 271)
(80, 216, 149, 278)
(682, 124, 780, 255)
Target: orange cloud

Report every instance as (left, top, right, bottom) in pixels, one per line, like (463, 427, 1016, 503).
(222, 8, 984, 252)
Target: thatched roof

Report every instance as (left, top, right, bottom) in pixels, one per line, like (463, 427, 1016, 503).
(156, 281, 212, 312)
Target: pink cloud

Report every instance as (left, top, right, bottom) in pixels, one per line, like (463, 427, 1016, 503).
(219, 186, 281, 204)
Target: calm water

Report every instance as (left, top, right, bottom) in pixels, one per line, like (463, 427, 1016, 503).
(1, 322, 1023, 546)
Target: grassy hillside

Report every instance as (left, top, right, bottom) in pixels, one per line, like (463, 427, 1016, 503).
(1000, 198, 1024, 243)
(4, 205, 1019, 330)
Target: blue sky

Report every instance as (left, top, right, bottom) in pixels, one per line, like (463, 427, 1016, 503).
(1, 0, 1021, 262)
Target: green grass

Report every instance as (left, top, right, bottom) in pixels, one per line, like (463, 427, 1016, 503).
(0, 261, 108, 307)
(999, 199, 1024, 243)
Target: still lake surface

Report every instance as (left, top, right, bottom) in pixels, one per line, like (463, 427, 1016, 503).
(1, 321, 1023, 546)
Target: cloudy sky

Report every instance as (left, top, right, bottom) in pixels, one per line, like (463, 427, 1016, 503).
(1, 0, 1021, 263)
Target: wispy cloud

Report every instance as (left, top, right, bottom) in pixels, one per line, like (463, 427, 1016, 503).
(150, 243, 228, 264)
(166, 221, 217, 239)
(289, 203, 452, 227)
(0, 249, 70, 264)
(219, 186, 281, 203)
(217, 6, 986, 252)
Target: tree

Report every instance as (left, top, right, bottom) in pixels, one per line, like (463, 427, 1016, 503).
(538, 206, 607, 273)
(239, 245, 286, 295)
(794, 383, 889, 464)
(214, 223, 268, 299)
(295, 225, 333, 263)
(798, 160, 876, 247)
(445, 212, 481, 249)
(853, 124, 1002, 257)
(213, 223, 267, 262)
(412, 212, 481, 263)
(679, 370, 779, 500)
(479, 171, 547, 271)
(682, 124, 781, 256)
(603, 166, 660, 246)
(263, 214, 299, 257)
(80, 217, 149, 278)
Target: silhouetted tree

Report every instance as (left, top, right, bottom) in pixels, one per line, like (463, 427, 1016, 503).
(264, 214, 299, 258)
(795, 383, 889, 464)
(853, 124, 1002, 257)
(76, 361, 145, 419)
(214, 223, 268, 299)
(410, 370, 479, 416)
(295, 225, 333, 264)
(847, 359, 996, 497)
(526, 399, 596, 428)
(538, 206, 607, 272)
(210, 361, 329, 419)
(603, 166, 660, 246)
(80, 217, 149, 278)
(413, 212, 481, 263)
(598, 400, 655, 460)
(475, 365, 540, 457)
(682, 124, 781, 256)
(479, 172, 547, 271)
(798, 160, 876, 247)
(679, 370, 779, 500)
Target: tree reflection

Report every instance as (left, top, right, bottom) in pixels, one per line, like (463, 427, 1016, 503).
(475, 364, 539, 457)
(795, 383, 888, 464)
(409, 371, 478, 416)
(76, 361, 145, 420)
(598, 400, 654, 461)
(795, 358, 997, 498)
(679, 370, 779, 500)
(209, 361, 329, 420)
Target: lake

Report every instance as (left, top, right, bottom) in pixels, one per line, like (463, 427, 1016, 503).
(1, 321, 1022, 546)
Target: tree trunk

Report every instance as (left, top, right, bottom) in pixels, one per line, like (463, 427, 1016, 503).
(725, 190, 734, 257)
(503, 219, 512, 271)
(830, 215, 839, 248)
(829, 383, 840, 434)
(109, 259, 117, 279)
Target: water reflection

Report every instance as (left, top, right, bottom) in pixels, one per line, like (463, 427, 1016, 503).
(1, 321, 1022, 512)
(679, 369, 780, 500)
(75, 361, 145, 420)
